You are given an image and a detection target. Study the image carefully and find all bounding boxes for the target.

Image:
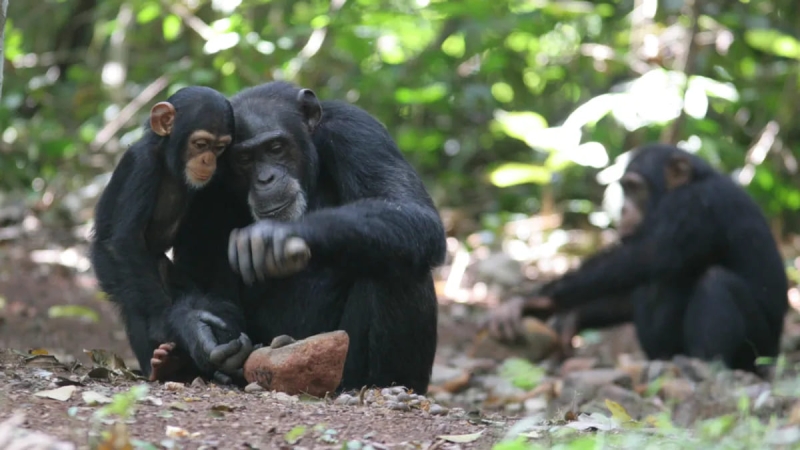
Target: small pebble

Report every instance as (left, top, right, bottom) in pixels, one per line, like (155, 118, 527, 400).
(380, 388, 392, 397)
(396, 393, 411, 402)
(389, 386, 406, 395)
(164, 382, 184, 391)
(244, 382, 264, 393)
(409, 399, 421, 407)
(429, 404, 448, 416)
(346, 396, 361, 406)
(387, 401, 411, 411)
(191, 377, 207, 388)
(383, 394, 398, 402)
(334, 394, 353, 405)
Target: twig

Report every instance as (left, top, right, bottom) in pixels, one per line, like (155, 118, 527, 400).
(89, 75, 171, 152)
(284, 0, 348, 79)
(660, 0, 703, 144)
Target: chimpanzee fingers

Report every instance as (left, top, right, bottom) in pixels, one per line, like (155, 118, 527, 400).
(208, 337, 243, 367)
(219, 333, 253, 374)
(236, 229, 255, 285)
(284, 237, 311, 272)
(197, 311, 230, 331)
(212, 370, 233, 385)
(228, 229, 240, 275)
(250, 229, 268, 283)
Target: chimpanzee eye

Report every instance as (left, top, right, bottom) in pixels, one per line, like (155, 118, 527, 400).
(215, 144, 227, 155)
(268, 141, 283, 153)
(195, 140, 209, 150)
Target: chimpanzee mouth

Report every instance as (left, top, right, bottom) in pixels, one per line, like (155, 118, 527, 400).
(257, 200, 292, 218)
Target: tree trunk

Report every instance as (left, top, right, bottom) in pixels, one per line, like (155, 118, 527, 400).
(0, 0, 8, 99)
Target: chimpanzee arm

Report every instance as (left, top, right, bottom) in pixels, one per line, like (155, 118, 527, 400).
(302, 104, 446, 275)
(542, 183, 721, 309)
(99, 151, 171, 314)
(168, 180, 253, 377)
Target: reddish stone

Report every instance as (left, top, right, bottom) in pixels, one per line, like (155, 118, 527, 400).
(243, 331, 350, 397)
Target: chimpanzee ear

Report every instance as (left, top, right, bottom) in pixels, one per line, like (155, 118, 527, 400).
(150, 102, 176, 137)
(664, 154, 692, 190)
(297, 88, 322, 132)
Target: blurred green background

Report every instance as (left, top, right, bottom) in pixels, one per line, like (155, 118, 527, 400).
(3, 0, 800, 242)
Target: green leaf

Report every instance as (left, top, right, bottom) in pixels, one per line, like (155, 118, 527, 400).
(284, 425, 307, 445)
(137, 2, 160, 24)
(163, 15, 182, 41)
(48, 305, 100, 323)
(744, 29, 800, 60)
(489, 163, 552, 187)
(498, 357, 545, 390)
(394, 83, 448, 104)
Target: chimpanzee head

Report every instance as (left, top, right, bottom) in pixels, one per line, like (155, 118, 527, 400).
(149, 86, 235, 189)
(616, 143, 713, 238)
(227, 82, 322, 222)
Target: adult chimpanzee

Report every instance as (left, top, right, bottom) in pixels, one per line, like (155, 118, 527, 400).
(90, 86, 249, 382)
(488, 144, 788, 374)
(164, 81, 446, 393)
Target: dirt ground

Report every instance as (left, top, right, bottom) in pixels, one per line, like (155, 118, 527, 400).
(3, 230, 800, 449)
(0, 236, 511, 449)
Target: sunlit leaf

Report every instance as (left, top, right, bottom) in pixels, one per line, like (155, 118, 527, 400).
(498, 357, 546, 389)
(489, 163, 552, 187)
(441, 33, 465, 58)
(745, 29, 800, 60)
(394, 83, 448, 104)
(48, 305, 100, 323)
(163, 14, 182, 41)
(493, 110, 548, 143)
(605, 399, 633, 423)
(137, 2, 160, 24)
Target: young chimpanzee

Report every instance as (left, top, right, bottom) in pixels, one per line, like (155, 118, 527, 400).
(488, 144, 788, 374)
(90, 86, 250, 382)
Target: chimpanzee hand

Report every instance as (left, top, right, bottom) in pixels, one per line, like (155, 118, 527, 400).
(486, 297, 526, 343)
(183, 310, 253, 381)
(228, 220, 311, 284)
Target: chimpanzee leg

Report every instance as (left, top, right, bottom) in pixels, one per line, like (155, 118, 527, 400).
(633, 283, 690, 361)
(338, 277, 437, 394)
(682, 267, 768, 372)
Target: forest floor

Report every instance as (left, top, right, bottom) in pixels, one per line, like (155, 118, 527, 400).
(3, 225, 800, 449)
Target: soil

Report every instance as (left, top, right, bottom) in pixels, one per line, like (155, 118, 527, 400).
(0, 237, 506, 449)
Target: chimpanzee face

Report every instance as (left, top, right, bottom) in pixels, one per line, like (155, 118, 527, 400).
(227, 86, 322, 222)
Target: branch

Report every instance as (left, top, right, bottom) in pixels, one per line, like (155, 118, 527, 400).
(660, 0, 703, 144)
(89, 75, 171, 152)
(0, 0, 7, 97)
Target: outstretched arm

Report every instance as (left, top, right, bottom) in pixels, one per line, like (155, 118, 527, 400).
(542, 186, 719, 308)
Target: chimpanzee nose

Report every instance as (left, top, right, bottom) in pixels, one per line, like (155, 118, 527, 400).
(200, 152, 215, 167)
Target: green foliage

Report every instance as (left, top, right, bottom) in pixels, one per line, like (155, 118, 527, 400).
(498, 357, 545, 390)
(2, 0, 800, 228)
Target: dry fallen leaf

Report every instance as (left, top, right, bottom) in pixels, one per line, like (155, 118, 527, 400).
(165, 425, 190, 438)
(29, 348, 50, 355)
(34, 385, 77, 401)
(436, 430, 484, 443)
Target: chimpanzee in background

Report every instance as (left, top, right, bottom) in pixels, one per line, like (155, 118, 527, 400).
(165, 81, 447, 393)
(90, 86, 245, 382)
(489, 144, 788, 374)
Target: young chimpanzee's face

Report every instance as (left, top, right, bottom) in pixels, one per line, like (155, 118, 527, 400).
(150, 86, 235, 189)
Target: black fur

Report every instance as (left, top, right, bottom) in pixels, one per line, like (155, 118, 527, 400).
(168, 82, 446, 393)
(90, 86, 235, 378)
(540, 144, 788, 373)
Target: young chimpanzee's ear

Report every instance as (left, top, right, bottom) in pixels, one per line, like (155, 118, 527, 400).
(150, 102, 176, 137)
(664, 154, 693, 190)
(296, 88, 323, 132)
